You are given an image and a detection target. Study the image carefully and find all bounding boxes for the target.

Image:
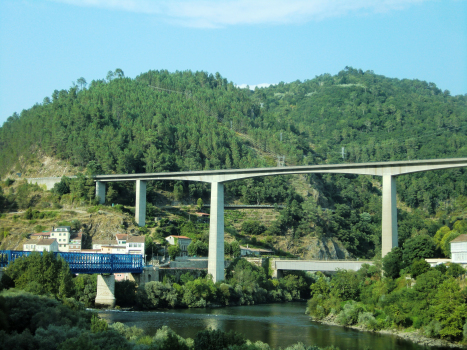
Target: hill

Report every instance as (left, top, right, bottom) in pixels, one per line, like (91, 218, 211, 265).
(1, 67, 467, 259)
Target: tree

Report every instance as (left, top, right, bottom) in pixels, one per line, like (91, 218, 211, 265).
(197, 198, 203, 211)
(411, 259, 430, 279)
(168, 245, 180, 260)
(174, 183, 184, 201)
(114, 68, 124, 78)
(77, 77, 87, 90)
(187, 240, 208, 257)
(241, 220, 266, 236)
(402, 235, 435, 267)
(382, 247, 403, 279)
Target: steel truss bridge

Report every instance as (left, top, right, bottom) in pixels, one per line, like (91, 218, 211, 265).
(0, 250, 144, 274)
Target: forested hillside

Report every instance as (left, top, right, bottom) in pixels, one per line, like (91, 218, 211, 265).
(1, 67, 467, 259)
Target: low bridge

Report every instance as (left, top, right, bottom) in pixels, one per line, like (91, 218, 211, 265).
(0, 250, 153, 307)
(272, 259, 372, 278)
(28, 158, 467, 282)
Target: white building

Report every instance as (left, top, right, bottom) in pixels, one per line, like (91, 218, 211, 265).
(23, 238, 58, 252)
(50, 226, 71, 252)
(92, 239, 115, 250)
(101, 245, 127, 254)
(451, 234, 467, 267)
(69, 232, 83, 253)
(126, 236, 145, 256)
(165, 235, 192, 257)
(116, 234, 128, 245)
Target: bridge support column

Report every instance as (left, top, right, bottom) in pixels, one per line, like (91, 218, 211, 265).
(135, 180, 147, 227)
(95, 274, 116, 308)
(95, 181, 106, 205)
(382, 175, 398, 257)
(208, 182, 224, 282)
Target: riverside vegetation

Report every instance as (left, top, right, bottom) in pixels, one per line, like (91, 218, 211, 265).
(306, 252, 467, 345)
(0, 252, 339, 350)
(3, 249, 467, 347)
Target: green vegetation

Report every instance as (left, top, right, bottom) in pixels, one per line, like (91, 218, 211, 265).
(307, 255, 467, 343)
(1, 68, 467, 259)
(0, 290, 339, 350)
(137, 259, 311, 309)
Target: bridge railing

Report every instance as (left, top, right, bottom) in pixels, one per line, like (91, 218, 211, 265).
(0, 250, 143, 274)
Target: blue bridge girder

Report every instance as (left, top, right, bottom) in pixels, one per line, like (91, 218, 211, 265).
(0, 250, 144, 274)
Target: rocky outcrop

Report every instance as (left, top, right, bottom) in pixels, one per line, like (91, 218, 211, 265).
(304, 237, 350, 260)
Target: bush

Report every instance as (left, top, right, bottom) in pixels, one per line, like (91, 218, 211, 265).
(358, 312, 378, 330)
(424, 320, 442, 338)
(336, 301, 364, 326)
(194, 328, 246, 350)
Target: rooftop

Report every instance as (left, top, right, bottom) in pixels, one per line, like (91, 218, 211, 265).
(451, 234, 467, 243)
(116, 234, 128, 240)
(37, 238, 57, 246)
(166, 235, 191, 240)
(128, 235, 145, 243)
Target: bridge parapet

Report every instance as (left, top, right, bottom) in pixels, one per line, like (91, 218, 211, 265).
(272, 259, 372, 278)
(0, 250, 144, 274)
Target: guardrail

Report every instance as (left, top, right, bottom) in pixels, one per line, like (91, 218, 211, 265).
(0, 250, 143, 274)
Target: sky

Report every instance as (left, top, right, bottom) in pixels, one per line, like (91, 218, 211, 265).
(0, 0, 466, 125)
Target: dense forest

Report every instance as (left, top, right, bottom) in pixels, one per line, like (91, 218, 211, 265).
(1, 67, 467, 259)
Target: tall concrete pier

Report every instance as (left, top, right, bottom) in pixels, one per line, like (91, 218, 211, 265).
(208, 182, 225, 281)
(79, 158, 467, 282)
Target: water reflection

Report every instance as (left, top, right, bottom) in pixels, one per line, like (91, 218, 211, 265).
(98, 303, 450, 350)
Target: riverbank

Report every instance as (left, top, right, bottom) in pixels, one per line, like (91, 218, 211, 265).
(317, 314, 466, 349)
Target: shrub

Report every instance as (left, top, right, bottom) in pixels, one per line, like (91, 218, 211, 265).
(194, 328, 246, 350)
(336, 301, 364, 326)
(424, 320, 442, 338)
(358, 312, 378, 330)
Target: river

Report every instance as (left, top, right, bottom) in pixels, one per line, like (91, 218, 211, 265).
(98, 302, 450, 350)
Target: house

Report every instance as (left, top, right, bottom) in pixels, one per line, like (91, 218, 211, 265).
(126, 235, 145, 256)
(451, 234, 467, 266)
(92, 239, 115, 250)
(195, 212, 210, 223)
(23, 238, 58, 252)
(30, 232, 51, 240)
(69, 232, 83, 252)
(240, 245, 273, 257)
(165, 235, 192, 257)
(116, 234, 128, 245)
(101, 245, 127, 254)
(50, 226, 71, 252)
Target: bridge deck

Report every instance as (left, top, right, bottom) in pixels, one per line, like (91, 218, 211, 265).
(0, 250, 144, 274)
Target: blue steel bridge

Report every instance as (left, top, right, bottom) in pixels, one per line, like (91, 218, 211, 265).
(0, 250, 144, 274)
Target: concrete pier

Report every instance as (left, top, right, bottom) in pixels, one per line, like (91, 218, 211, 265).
(95, 181, 106, 205)
(95, 274, 116, 308)
(135, 180, 147, 227)
(208, 182, 224, 282)
(382, 175, 398, 257)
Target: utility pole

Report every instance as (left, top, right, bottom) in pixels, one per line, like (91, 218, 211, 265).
(341, 147, 346, 160)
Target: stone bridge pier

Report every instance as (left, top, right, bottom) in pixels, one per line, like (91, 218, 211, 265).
(95, 274, 116, 308)
(94, 266, 159, 308)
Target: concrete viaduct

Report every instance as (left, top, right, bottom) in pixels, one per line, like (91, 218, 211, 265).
(28, 158, 467, 282)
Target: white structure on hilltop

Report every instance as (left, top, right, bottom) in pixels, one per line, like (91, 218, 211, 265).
(451, 234, 467, 267)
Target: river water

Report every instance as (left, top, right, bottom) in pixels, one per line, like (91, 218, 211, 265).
(98, 302, 450, 350)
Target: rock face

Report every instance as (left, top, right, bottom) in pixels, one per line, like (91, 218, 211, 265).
(304, 237, 350, 260)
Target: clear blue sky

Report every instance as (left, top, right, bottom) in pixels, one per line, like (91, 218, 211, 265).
(1, 0, 466, 125)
